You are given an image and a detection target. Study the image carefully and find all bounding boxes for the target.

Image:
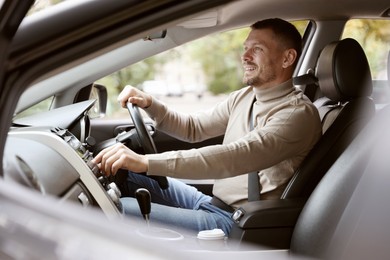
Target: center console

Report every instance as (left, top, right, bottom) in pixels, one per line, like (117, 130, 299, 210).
(52, 127, 123, 211)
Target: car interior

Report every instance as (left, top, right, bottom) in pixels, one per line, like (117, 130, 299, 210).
(1, 0, 390, 258)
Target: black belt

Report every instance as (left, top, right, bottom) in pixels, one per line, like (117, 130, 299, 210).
(210, 196, 234, 213)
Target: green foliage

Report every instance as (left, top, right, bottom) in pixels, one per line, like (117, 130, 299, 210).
(292, 20, 309, 36)
(98, 22, 311, 96)
(98, 27, 251, 98)
(186, 28, 249, 94)
(343, 19, 390, 79)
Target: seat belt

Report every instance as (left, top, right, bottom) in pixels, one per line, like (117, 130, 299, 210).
(248, 171, 261, 201)
(293, 70, 318, 102)
(248, 99, 261, 201)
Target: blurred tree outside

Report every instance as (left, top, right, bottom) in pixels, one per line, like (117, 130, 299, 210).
(97, 19, 390, 116)
(189, 27, 249, 95)
(97, 20, 310, 115)
(342, 19, 390, 79)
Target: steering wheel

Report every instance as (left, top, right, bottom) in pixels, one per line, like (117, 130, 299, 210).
(127, 103, 169, 189)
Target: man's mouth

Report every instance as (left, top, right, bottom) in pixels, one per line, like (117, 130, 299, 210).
(243, 63, 257, 72)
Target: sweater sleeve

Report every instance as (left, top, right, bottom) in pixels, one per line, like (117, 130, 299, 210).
(146, 98, 321, 180)
(144, 94, 232, 143)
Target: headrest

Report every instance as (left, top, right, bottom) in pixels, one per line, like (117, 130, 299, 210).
(316, 38, 373, 102)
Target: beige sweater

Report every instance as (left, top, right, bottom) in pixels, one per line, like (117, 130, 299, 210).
(145, 79, 322, 209)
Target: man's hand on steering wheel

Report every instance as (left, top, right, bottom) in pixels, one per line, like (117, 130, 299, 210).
(94, 85, 169, 189)
(118, 85, 152, 109)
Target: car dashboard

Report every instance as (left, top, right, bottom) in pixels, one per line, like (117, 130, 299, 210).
(4, 100, 122, 218)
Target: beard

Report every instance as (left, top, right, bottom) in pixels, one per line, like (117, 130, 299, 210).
(243, 64, 277, 87)
(243, 76, 260, 86)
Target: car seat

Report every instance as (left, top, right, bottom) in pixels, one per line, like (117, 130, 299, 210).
(282, 38, 375, 199)
(228, 38, 375, 249)
(290, 103, 390, 259)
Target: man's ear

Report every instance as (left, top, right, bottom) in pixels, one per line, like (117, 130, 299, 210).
(282, 49, 297, 68)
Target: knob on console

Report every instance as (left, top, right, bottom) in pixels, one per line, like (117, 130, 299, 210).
(108, 182, 121, 197)
(107, 189, 120, 205)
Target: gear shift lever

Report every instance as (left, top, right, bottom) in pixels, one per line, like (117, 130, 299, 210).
(135, 188, 151, 226)
(134, 188, 184, 241)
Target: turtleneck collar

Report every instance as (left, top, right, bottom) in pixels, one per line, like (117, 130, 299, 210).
(252, 79, 294, 102)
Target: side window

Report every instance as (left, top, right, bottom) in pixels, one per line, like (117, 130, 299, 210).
(97, 20, 310, 118)
(13, 96, 54, 120)
(342, 19, 390, 104)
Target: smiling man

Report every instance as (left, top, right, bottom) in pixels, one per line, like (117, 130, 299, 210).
(93, 18, 322, 235)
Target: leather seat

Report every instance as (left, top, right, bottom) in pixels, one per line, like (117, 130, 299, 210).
(290, 103, 390, 259)
(228, 38, 375, 249)
(282, 38, 375, 199)
(290, 44, 390, 260)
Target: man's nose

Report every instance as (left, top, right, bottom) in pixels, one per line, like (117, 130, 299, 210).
(242, 49, 252, 62)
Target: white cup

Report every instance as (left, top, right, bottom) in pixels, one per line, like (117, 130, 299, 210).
(197, 229, 226, 250)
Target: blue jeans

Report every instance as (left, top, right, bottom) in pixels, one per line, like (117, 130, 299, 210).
(119, 172, 234, 235)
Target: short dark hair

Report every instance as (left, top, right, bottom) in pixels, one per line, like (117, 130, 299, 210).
(251, 18, 302, 65)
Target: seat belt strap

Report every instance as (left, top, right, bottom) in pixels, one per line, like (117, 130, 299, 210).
(248, 99, 261, 201)
(248, 171, 261, 201)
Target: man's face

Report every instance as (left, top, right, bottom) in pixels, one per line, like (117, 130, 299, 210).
(242, 28, 286, 89)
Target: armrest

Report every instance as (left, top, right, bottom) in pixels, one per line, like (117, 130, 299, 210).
(232, 198, 306, 228)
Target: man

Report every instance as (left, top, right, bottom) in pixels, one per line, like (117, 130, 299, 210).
(92, 18, 322, 235)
